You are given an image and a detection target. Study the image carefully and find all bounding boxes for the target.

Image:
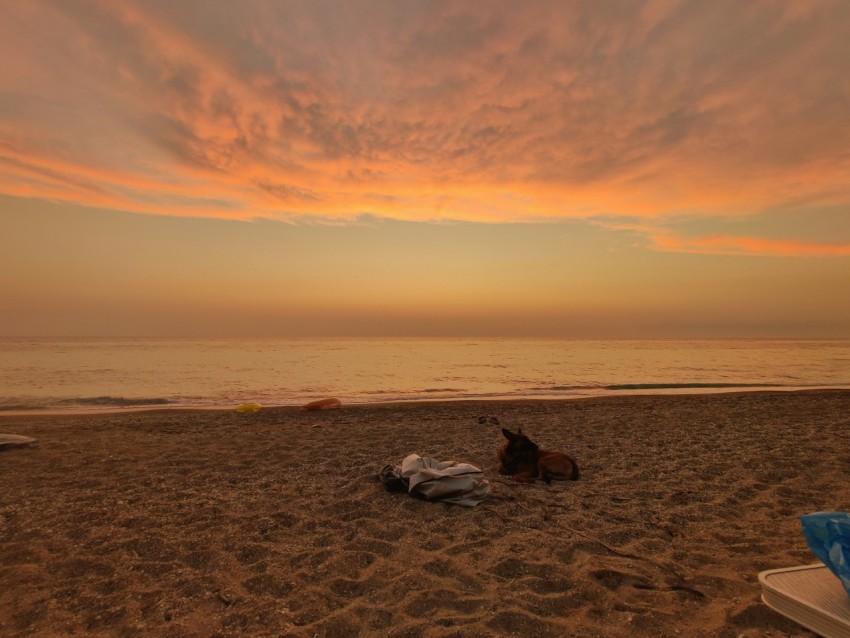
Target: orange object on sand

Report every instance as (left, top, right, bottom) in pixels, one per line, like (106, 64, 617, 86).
(301, 397, 342, 411)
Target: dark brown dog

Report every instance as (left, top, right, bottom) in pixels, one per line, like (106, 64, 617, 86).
(497, 428, 579, 483)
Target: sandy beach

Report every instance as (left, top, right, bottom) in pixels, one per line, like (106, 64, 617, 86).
(1, 390, 849, 637)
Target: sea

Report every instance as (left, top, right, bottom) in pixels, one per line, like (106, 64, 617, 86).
(1, 337, 849, 413)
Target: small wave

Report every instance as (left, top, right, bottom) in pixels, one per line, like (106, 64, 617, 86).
(0, 403, 47, 411)
(57, 396, 172, 407)
(603, 383, 784, 391)
(421, 388, 466, 393)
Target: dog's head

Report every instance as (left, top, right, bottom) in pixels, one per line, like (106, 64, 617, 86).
(500, 428, 539, 458)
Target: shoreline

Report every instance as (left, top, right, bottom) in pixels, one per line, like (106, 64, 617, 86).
(2, 390, 849, 637)
(2, 386, 848, 419)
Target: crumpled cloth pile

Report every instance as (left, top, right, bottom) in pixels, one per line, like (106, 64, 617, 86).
(379, 453, 491, 507)
(801, 511, 850, 598)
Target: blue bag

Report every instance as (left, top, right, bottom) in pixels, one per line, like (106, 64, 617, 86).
(801, 511, 850, 597)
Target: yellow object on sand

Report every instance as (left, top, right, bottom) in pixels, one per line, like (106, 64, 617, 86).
(235, 403, 262, 413)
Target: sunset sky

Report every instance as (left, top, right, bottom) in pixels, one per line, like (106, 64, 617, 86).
(1, 0, 849, 337)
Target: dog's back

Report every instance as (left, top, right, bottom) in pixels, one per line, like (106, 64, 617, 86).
(536, 448, 579, 482)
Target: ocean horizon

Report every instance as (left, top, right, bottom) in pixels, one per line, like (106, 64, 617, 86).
(1, 337, 848, 413)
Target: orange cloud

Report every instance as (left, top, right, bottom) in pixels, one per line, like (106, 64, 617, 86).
(1, 0, 849, 241)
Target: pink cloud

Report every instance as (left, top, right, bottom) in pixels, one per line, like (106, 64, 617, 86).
(652, 234, 850, 257)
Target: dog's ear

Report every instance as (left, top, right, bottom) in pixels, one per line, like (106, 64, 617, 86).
(517, 427, 523, 435)
(502, 428, 514, 440)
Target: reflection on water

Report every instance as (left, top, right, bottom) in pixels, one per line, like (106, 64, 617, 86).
(1, 337, 848, 411)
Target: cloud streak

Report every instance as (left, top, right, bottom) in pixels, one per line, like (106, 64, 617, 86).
(652, 233, 850, 257)
(1, 0, 849, 252)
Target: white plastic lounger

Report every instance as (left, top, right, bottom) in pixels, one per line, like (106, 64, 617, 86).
(0, 434, 37, 450)
(759, 564, 850, 638)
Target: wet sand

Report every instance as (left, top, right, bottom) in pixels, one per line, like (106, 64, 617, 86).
(1, 390, 848, 637)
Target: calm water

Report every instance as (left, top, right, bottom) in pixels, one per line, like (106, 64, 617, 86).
(1, 338, 848, 412)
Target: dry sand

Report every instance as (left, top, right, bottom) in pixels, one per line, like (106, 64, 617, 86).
(1, 390, 849, 637)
